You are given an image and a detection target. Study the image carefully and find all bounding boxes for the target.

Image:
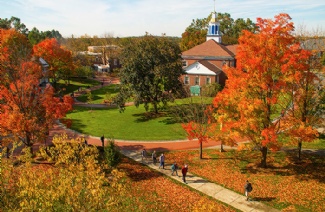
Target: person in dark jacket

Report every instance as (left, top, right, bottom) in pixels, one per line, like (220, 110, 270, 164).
(100, 135, 105, 147)
(244, 180, 253, 201)
(181, 164, 188, 183)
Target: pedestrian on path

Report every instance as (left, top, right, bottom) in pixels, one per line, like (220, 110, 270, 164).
(152, 150, 157, 165)
(181, 164, 188, 183)
(171, 162, 178, 176)
(159, 153, 165, 169)
(244, 180, 253, 201)
(100, 135, 105, 147)
(141, 149, 147, 162)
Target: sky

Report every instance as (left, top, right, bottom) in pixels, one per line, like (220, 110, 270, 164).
(1, 0, 325, 38)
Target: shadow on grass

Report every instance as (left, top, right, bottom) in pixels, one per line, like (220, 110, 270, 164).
(253, 197, 276, 202)
(200, 157, 235, 161)
(120, 158, 164, 182)
(132, 111, 168, 122)
(61, 118, 87, 134)
(237, 149, 325, 183)
(282, 150, 325, 183)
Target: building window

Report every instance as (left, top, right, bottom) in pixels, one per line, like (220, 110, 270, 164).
(114, 59, 118, 66)
(182, 60, 187, 67)
(184, 76, 189, 85)
(195, 76, 200, 85)
(206, 77, 211, 84)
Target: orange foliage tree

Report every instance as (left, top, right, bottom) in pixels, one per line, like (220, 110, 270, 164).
(282, 39, 325, 159)
(33, 38, 74, 89)
(0, 29, 73, 152)
(213, 14, 316, 167)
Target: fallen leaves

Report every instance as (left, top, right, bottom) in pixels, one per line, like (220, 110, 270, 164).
(165, 149, 325, 212)
(117, 157, 235, 212)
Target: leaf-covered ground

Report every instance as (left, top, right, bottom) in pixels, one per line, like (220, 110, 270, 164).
(164, 149, 325, 212)
(115, 157, 236, 212)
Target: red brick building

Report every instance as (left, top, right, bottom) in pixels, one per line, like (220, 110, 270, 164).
(181, 11, 237, 89)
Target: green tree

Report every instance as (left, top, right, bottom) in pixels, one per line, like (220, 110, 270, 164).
(118, 35, 184, 113)
(104, 138, 121, 168)
(28, 27, 44, 45)
(0, 16, 28, 35)
(28, 27, 63, 45)
(180, 13, 256, 51)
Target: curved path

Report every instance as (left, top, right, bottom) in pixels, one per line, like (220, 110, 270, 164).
(48, 120, 232, 151)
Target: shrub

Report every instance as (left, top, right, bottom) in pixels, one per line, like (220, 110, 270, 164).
(104, 138, 121, 168)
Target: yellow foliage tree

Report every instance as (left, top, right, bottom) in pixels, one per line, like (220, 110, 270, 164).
(0, 134, 126, 211)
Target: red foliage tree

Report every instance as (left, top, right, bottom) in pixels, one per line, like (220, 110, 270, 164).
(213, 14, 315, 167)
(0, 29, 73, 152)
(33, 38, 74, 88)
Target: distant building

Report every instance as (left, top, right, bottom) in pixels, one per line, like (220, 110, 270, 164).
(39, 57, 50, 87)
(181, 9, 237, 93)
(87, 45, 122, 72)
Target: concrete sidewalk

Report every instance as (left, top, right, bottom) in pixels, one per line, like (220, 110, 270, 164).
(121, 149, 280, 212)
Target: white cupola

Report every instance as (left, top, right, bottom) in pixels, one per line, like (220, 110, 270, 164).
(207, 11, 222, 43)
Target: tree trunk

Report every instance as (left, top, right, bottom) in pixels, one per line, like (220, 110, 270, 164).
(153, 102, 158, 114)
(199, 142, 203, 159)
(220, 141, 225, 152)
(25, 133, 33, 155)
(260, 146, 268, 168)
(298, 141, 302, 160)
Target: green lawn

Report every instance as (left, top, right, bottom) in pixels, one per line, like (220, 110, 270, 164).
(76, 84, 119, 104)
(57, 78, 100, 95)
(293, 138, 325, 149)
(64, 105, 186, 140)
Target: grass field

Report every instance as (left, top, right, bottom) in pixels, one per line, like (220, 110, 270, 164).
(76, 84, 119, 104)
(57, 78, 100, 95)
(64, 105, 186, 140)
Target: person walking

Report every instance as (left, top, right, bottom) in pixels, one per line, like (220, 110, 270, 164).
(244, 180, 253, 201)
(181, 164, 188, 183)
(152, 150, 157, 165)
(141, 149, 147, 162)
(100, 135, 105, 147)
(171, 162, 179, 176)
(159, 153, 165, 169)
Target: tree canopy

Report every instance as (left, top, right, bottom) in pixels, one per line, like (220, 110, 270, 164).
(213, 13, 321, 167)
(0, 16, 63, 45)
(0, 29, 73, 150)
(117, 35, 184, 113)
(180, 13, 256, 51)
(33, 38, 74, 88)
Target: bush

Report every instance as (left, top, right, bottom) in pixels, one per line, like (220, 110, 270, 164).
(201, 83, 221, 97)
(104, 138, 121, 167)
